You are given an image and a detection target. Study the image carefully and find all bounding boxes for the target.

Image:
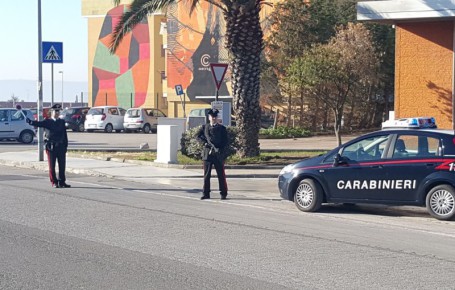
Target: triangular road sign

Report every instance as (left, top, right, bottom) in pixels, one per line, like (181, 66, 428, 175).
(210, 63, 228, 90)
(44, 45, 61, 61)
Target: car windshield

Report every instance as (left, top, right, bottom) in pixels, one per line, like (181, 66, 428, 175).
(127, 109, 140, 117)
(62, 109, 76, 115)
(88, 108, 104, 115)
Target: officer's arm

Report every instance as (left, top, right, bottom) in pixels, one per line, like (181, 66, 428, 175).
(220, 127, 229, 149)
(196, 125, 207, 144)
(29, 119, 48, 129)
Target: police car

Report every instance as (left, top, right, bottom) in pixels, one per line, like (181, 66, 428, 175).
(278, 117, 455, 220)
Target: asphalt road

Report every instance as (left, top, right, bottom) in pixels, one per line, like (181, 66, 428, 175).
(1, 166, 454, 289)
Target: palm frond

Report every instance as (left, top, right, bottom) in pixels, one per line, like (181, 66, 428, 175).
(110, 0, 176, 53)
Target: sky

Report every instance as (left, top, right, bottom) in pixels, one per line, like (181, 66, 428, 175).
(0, 0, 88, 102)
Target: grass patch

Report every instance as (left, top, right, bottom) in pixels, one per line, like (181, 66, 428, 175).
(68, 150, 327, 165)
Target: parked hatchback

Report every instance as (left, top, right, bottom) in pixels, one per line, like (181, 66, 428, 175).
(60, 106, 90, 132)
(123, 108, 166, 133)
(0, 108, 36, 143)
(85, 106, 126, 133)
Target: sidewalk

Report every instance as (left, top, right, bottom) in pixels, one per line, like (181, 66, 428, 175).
(0, 135, 358, 180)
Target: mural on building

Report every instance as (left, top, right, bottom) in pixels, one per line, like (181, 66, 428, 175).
(166, 3, 230, 104)
(92, 5, 150, 108)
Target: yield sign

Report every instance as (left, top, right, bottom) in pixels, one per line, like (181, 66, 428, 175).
(210, 63, 228, 90)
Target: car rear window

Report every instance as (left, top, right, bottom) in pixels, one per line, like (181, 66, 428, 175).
(127, 109, 140, 117)
(88, 108, 104, 115)
(62, 109, 77, 115)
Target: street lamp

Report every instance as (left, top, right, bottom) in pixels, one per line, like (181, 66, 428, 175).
(59, 70, 63, 107)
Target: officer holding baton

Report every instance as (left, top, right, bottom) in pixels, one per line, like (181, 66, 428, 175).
(26, 104, 70, 188)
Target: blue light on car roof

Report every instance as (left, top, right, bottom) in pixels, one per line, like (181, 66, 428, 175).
(409, 118, 418, 126)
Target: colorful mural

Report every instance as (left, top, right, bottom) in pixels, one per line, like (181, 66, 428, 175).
(92, 5, 150, 108)
(166, 3, 230, 104)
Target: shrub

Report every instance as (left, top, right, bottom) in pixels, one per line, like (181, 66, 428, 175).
(180, 125, 239, 160)
(259, 126, 312, 139)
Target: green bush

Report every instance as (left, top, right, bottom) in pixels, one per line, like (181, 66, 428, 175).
(259, 126, 312, 139)
(180, 126, 239, 160)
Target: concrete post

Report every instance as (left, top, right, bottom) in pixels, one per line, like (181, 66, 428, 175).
(154, 125, 178, 164)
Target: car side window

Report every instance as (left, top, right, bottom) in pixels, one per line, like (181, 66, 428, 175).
(119, 108, 126, 116)
(341, 134, 390, 162)
(0, 110, 7, 122)
(109, 108, 118, 115)
(10, 110, 24, 121)
(393, 135, 439, 158)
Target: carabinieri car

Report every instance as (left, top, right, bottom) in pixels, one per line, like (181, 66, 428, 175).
(278, 117, 455, 220)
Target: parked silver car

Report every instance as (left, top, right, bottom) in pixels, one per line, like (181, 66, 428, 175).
(0, 108, 36, 143)
(123, 108, 167, 133)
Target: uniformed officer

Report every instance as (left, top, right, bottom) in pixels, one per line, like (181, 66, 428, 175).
(196, 109, 229, 200)
(26, 104, 70, 188)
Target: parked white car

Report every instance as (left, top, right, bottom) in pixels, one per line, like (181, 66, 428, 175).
(123, 108, 166, 133)
(85, 106, 126, 133)
(0, 108, 36, 143)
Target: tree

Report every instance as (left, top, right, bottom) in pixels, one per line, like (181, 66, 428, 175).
(8, 94, 20, 104)
(110, 0, 269, 157)
(300, 23, 379, 145)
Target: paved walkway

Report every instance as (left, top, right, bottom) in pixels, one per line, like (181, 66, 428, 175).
(0, 135, 360, 180)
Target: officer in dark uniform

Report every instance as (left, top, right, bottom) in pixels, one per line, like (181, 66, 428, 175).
(27, 104, 70, 188)
(196, 109, 229, 200)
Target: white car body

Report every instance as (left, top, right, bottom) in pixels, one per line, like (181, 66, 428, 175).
(85, 106, 126, 133)
(123, 108, 167, 133)
(0, 108, 36, 143)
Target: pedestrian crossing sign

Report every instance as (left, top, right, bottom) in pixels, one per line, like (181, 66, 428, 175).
(42, 42, 63, 63)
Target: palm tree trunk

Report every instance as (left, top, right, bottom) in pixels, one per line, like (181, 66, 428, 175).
(224, 3, 263, 157)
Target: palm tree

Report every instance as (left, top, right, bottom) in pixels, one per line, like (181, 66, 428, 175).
(110, 0, 268, 157)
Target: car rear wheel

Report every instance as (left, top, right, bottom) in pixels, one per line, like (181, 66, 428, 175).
(78, 123, 85, 132)
(294, 178, 323, 212)
(19, 130, 34, 144)
(143, 124, 151, 134)
(104, 123, 113, 133)
(426, 185, 455, 220)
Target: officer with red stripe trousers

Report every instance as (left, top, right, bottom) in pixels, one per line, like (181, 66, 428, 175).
(197, 109, 229, 200)
(26, 104, 71, 188)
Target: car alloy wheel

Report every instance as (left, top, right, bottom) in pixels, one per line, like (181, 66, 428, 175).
(294, 178, 323, 212)
(426, 185, 455, 220)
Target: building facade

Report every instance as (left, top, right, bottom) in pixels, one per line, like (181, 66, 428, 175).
(358, 0, 455, 129)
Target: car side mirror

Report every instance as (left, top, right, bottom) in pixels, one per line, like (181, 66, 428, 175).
(333, 153, 347, 167)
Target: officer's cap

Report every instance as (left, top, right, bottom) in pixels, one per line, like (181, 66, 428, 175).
(51, 104, 62, 111)
(207, 109, 219, 117)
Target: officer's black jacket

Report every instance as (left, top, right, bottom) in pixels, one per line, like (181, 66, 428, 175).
(196, 123, 228, 161)
(30, 118, 68, 147)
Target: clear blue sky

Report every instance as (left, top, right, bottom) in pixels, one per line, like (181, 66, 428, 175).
(1, 0, 88, 83)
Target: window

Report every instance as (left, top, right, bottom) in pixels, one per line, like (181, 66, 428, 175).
(341, 135, 390, 162)
(393, 135, 439, 158)
(10, 110, 24, 121)
(109, 108, 118, 115)
(0, 110, 7, 122)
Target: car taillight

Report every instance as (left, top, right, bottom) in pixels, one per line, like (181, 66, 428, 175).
(71, 114, 81, 119)
(101, 113, 106, 121)
(136, 120, 144, 123)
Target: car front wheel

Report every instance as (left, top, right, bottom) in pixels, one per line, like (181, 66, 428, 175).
(426, 185, 455, 220)
(294, 178, 323, 212)
(78, 122, 85, 132)
(19, 130, 34, 144)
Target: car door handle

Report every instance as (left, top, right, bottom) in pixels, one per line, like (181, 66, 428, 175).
(426, 163, 435, 167)
(370, 165, 383, 169)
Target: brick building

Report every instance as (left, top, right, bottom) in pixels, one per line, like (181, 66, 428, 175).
(358, 0, 455, 129)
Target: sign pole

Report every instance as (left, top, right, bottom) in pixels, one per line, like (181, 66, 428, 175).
(37, 0, 44, 161)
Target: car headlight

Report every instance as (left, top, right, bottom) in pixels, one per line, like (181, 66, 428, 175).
(280, 164, 296, 175)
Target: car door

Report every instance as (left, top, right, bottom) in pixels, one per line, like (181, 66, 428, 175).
(0, 110, 10, 138)
(322, 133, 392, 201)
(380, 133, 443, 202)
(9, 109, 26, 138)
(107, 107, 120, 129)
